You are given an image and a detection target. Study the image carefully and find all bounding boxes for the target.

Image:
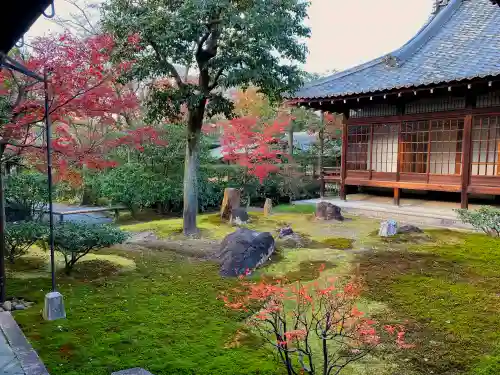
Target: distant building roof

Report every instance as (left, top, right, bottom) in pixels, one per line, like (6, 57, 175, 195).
(281, 132, 318, 151)
(294, 0, 500, 100)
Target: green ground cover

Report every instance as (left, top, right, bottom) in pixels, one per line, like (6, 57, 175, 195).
(5, 209, 500, 374)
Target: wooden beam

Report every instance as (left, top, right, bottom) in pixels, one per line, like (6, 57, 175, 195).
(340, 120, 348, 200)
(461, 115, 473, 209)
(344, 178, 461, 192)
(467, 185, 500, 195)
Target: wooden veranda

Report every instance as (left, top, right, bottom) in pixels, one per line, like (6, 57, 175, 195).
(290, 0, 500, 209)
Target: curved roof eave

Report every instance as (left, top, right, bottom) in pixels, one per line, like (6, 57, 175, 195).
(291, 0, 500, 101)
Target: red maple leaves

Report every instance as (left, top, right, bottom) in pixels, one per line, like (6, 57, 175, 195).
(0, 31, 158, 175)
(219, 115, 291, 182)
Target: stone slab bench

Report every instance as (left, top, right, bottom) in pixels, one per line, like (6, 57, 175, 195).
(47, 205, 127, 223)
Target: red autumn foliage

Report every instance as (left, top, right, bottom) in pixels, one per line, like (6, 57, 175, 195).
(221, 268, 413, 375)
(0, 31, 159, 177)
(219, 115, 290, 182)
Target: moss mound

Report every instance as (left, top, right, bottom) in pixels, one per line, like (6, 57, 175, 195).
(319, 237, 354, 249)
(283, 260, 335, 283)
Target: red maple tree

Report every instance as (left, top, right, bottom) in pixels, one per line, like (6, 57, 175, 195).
(0, 31, 155, 175)
(222, 267, 414, 375)
(219, 115, 290, 182)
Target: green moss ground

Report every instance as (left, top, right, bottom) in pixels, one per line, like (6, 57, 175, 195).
(358, 230, 500, 375)
(8, 208, 499, 375)
(9, 250, 277, 375)
(274, 204, 317, 214)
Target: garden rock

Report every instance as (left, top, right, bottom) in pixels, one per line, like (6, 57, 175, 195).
(230, 207, 249, 225)
(112, 368, 155, 375)
(278, 226, 294, 238)
(277, 233, 308, 248)
(263, 198, 273, 216)
(315, 202, 344, 221)
(379, 220, 398, 237)
(2, 301, 12, 311)
(220, 188, 241, 221)
(217, 228, 275, 277)
(398, 224, 423, 234)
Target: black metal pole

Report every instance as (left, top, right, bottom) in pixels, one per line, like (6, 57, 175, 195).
(0, 143, 6, 303)
(44, 71, 56, 292)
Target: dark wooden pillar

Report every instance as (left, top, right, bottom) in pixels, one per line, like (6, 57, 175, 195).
(395, 122, 402, 206)
(319, 111, 325, 198)
(461, 114, 473, 209)
(340, 120, 348, 200)
(393, 187, 400, 206)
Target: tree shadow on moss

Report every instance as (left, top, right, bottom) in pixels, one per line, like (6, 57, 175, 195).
(296, 233, 354, 250)
(283, 260, 336, 283)
(61, 259, 122, 281)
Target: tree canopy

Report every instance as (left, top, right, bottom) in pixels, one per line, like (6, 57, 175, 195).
(102, 0, 311, 234)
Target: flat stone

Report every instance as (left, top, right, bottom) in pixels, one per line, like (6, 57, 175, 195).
(43, 291, 66, 321)
(14, 305, 25, 311)
(0, 312, 50, 374)
(112, 368, 154, 375)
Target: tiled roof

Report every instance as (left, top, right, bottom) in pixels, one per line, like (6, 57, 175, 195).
(294, 0, 500, 99)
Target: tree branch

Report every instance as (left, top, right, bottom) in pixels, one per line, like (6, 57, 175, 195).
(196, 30, 212, 58)
(208, 67, 224, 91)
(147, 38, 184, 87)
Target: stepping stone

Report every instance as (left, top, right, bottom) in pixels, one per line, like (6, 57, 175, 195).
(112, 368, 154, 375)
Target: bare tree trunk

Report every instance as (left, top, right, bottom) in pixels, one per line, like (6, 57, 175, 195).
(183, 130, 200, 235)
(183, 103, 205, 236)
(288, 126, 294, 156)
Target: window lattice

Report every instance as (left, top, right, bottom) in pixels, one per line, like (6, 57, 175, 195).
(476, 91, 500, 108)
(400, 121, 429, 173)
(471, 115, 500, 176)
(400, 119, 463, 174)
(349, 104, 398, 118)
(346, 125, 370, 171)
(405, 96, 465, 114)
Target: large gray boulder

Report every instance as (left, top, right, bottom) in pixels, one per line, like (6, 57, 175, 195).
(315, 202, 344, 221)
(217, 228, 275, 277)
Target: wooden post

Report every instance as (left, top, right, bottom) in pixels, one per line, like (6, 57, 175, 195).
(394, 187, 400, 206)
(461, 115, 473, 209)
(395, 122, 402, 206)
(319, 111, 325, 198)
(340, 120, 348, 200)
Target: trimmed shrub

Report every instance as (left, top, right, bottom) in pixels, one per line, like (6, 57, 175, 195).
(5, 172, 49, 221)
(52, 222, 128, 274)
(5, 221, 48, 263)
(456, 206, 500, 236)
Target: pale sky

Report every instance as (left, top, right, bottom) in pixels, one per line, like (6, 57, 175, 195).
(27, 0, 434, 73)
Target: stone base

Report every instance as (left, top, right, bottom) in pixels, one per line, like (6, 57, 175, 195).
(42, 291, 66, 321)
(112, 368, 154, 375)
